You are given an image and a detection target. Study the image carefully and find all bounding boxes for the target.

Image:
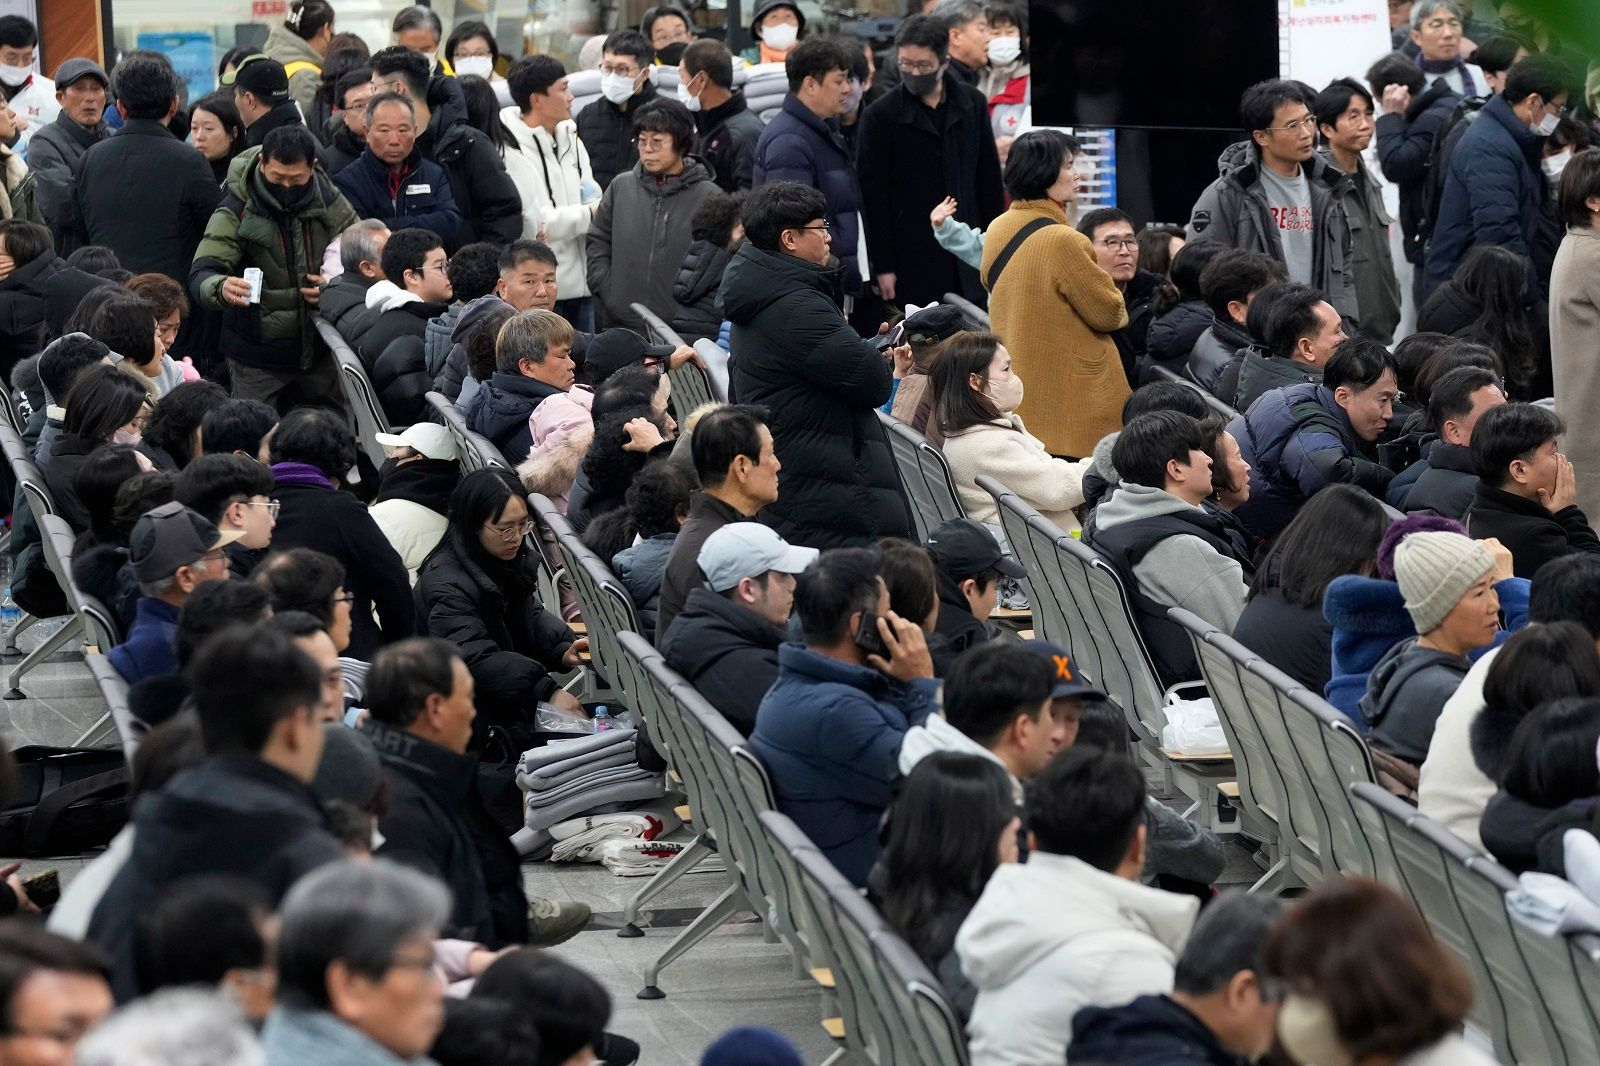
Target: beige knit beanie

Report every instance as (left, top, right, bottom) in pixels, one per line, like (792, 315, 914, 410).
(1393, 531, 1496, 635)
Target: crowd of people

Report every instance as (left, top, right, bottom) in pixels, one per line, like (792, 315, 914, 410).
(0, 0, 1591, 1061)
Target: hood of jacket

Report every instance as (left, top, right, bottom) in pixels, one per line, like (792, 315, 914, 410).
(263, 23, 324, 67)
(1081, 431, 1121, 511)
(1070, 994, 1250, 1066)
(1213, 139, 1352, 197)
(1094, 481, 1203, 530)
(1323, 574, 1411, 636)
(500, 106, 578, 157)
(421, 74, 471, 156)
(225, 145, 344, 221)
(365, 279, 414, 312)
(1145, 299, 1213, 363)
(664, 586, 786, 671)
(956, 851, 1196, 990)
(898, 712, 1010, 778)
(1360, 636, 1469, 730)
(719, 241, 844, 325)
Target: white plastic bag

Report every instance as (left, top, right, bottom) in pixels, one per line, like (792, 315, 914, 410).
(1161, 695, 1229, 756)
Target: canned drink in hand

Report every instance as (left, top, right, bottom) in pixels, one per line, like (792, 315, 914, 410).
(243, 267, 263, 304)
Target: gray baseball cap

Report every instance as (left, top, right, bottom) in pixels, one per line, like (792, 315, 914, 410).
(54, 58, 109, 89)
(129, 502, 243, 583)
(698, 522, 818, 593)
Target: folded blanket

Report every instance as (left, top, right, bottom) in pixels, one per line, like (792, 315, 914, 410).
(523, 748, 638, 788)
(549, 811, 678, 862)
(524, 775, 667, 832)
(1508, 870, 1600, 937)
(518, 728, 637, 772)
(598, 838, 687, 876)
(520, 764, 659, 806)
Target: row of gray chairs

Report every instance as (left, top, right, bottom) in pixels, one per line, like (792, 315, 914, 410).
(314, 319, 393, 472)
(424, 391, 509, 475)
(527, 493, 636, 693)
(630, 302, 726, 416)
(1146, 364, 1242, 421)
(876, 411, 966, 544)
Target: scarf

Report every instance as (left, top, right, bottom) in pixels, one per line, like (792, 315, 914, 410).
(373, 457, 458, 513)
(1419, 55, 1477, 96)
(271, 461, 336, 489)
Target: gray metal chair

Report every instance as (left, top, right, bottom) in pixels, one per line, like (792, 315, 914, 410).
(424, 390, 507, 473)
(5, 504, 86, 700)
(941, 292, 990, 330)
(538, 502, 635, 693)
(875, 412, 965, 542)
(1147, 364, 1241, 420)
(979, 476, 1072, 647)
(84, 653, 141, 760)
(314, 319, 391, 470)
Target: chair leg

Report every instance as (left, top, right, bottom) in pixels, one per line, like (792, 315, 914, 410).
(3, 613, 37, 655)
(74, 712, 114, 748)
(3, 616, 82, 699)
(618, 833, 713, 937)
(637, 883, 745, 999)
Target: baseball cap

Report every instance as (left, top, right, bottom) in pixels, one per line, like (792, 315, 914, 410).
(54, 58, 109, 90)
(698, 522, 819, 593)
(374, 423, 460, 461)
(583, 328, 675, 384)
(926, 519, 1026, 581)
(129, 502, 245, 583)
(1019, 639, 1106, 701)
(220, 54, 291, 105)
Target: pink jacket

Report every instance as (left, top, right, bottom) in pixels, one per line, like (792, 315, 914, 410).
(517, 386, 594, 513)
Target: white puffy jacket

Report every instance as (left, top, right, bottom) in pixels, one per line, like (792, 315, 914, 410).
(955, 851, 1197, 1066)
(497, 106, 594, 299)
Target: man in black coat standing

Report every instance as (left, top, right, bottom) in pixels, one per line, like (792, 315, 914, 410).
(1369, 53, 1461, 293)
(857, 14, 1003, 309)
(575, 30, 660, 190)
(722, 181, 913, 549)
(680, 40, 764, 193)
(70, 51, 221, 282)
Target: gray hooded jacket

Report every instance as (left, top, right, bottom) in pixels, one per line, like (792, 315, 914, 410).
(1360, 637, 1471, 765)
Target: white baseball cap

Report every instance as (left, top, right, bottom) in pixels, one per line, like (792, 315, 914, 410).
(373, 423, 459, 461)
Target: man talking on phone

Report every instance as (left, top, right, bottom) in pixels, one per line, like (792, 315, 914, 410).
(190, 123, 359, 409)
(749, 546, 939, 888)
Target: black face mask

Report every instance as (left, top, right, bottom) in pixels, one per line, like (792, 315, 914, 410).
(656, 41, 688, 66)
(902, 69, 941, 97)
(265, 179, 313, 210)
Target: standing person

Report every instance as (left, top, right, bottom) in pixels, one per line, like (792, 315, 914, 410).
(333, 93, 462, 244)
(1078, 207, 1172, 383)
(499, 55, 597, 330)
(753, 38, 864, 301)
(742, 0, 804, 65)
(322, 69, 374, 173)
(0, 16, 54, 154)
(721, 181, 912, 548)
(1315, 78, 1402, 344)
(1369, 52, 1461, 291)
(27, 58, 109, 245)
(586, 99, 719, 333)
(1551, 149, 1600, 520)
(981, 129, 1127, 459)
(575, 30, 659, 191)
(929, 0, 991, 87)
(71, 51, 222, 283)
(225, 55, 317, 152)
(858, 14, 1003, 309)
(979, 0, 1031, 146)
(357, 228, 453, 372)
(390, 5, 444, 68)
(187, 92, 248, 185)
(447, 21, 511, 105)
(1186, 79, 1357, 325)
(1423, 55, 1570, 297)
(190, 126, 358, 412)
(262, 0, 336, 115)
(680, 40, 764, 194)
(1405, 0, 1483, 97)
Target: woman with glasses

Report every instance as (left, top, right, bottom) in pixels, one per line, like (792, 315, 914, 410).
(45, 363, 153, 534)
(267, 407, 416, 660)
(417, 468, 589, 724)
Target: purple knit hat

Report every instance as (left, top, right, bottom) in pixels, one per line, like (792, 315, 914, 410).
(1375, 512, 1466, 580)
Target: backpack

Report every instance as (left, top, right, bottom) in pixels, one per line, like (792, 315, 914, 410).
(0, 746, 128, 857)
(1419, 95, 1488, 245)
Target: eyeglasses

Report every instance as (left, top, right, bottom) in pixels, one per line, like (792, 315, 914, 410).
(422, 258, 450, 275)
(200, 549, 228, 565)
(599, 63, 640, 77)
(635, 135, 673, 150)
(1095, 237, 1138, 251)
(245, 498, 281, 518)
(1264, 114, 1318, 134)
(791, 222, 830, 234)
(898, 60, 940, 76)
(487, 520, 535, 541)
(333, 591, 356, 606)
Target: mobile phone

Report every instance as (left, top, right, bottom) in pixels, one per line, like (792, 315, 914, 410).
(21, 869, 58, 910)
(854, 610, 890, 659)
(872, 321, 907, 351)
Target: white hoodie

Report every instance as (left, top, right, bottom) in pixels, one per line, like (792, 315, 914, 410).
(365, 279, 421, 314)
(498, 105, 594, 300)
(955, 851, 1197, 1066)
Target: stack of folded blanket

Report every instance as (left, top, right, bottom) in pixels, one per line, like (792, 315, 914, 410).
(517, 728, 665, 835)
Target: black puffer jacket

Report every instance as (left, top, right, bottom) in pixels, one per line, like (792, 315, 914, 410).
(372, 335, 433, 426)
(722, 242, 911, 548)
(1186, 317, 1253, 392)
(659, 586, 783, 735)
(417, 75, 522, 250)
(671, 237, 731, 342)
(575, 82, 660, 191)
(0, 253, 70, 374)
(415, 530, 576, 721)
(1143, 298, 1212, 379)
(317, 273, 381, 350)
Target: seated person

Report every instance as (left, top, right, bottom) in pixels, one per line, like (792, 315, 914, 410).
(880, 753, 1021, 1022)
(472, 950, 620, 1066)
(415, 468, 588, 723)
(1467, 402, 1600, 579)
(933, 332, 1091, 534)
(85, 289, 187, 398)
(270, 610, 355, 722)
(109, 503, 239, 685)
(175, 453, 278, 578)
(749, 546, 939, 887)
(131, 875, 275, 1019)
(1085, 410, 1250, 685)
(136, 380, 226, 473)
(32, 331, 113, 467)
(568, 367, 677, 536)
(1389, 365, 1504, 518)
(317, 219, 391, 351)
(1081, 382, 1211, 513)
(1215, 281, 1344, 412)
(1360, 530, 1512, 771)
(1479, 696, 1600, 875)
(1069, 892, 1283, 1066)
(364, 638, 591, 947)
(267, 407, 416, 659)
(45, 364, 151, 532)
(1231, 338, 1399, 541)
(610, 461, 697, 644)
(253, 548, 365, 708)
(463, 308, 577, 462)
(199, 398, 278, 463)
(357, 227, 455, 382)
(368, 423, 462, 583)
(373, 242, 499, 426)
(127, 579, 274, 730)
(956, 746, 1199, 1066)
(1184, 249, 1285, 392)
(925, 518, 1025, 672)
(877, 537, 940, 636)
(445, 296, 515, 416)
(73, 470, 175, 632)
(660, 521, 816, 735)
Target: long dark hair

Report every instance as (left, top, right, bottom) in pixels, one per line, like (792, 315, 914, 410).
(1248, 484, 1389, 608)
(929, 331, 1007, 438)
(880, 752, 1016, 967)
(1452, 245, 1536, 399)
(458, 74, 518, 155)
(64, 365, 148, 443)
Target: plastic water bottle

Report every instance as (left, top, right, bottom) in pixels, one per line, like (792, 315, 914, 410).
(592, 705, 614, 733)
(0, 588, 20, 648)
(580, 179, 602, 206)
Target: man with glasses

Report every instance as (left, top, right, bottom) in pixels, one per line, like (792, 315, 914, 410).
(357, 228, 454, 382)
(1315, 77, 1402, 344)
(1187, 79, 1358, 328)
(176, 453, 281, 579)
(1403, 0, 1483, 97)
(1422, 54, 1573, 298)
(857, 13, 1002, 308)
(1077, 207, 1169, 381)
(109, 502, 240, 685)
(575, 29, 659, 191)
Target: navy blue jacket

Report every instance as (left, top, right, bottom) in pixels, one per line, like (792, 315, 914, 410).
(462, 371, 564, 463)
(1374, 77, 1462, 263)
(753, 95, 863, 294)
(1422, 93, 1545, 296)
(1228, 382, 1393, 540)
(749, 643, 939, 887)
(1070, 994, 1250, 1066)
(107, 597, 180, 686)
(334, 149, 463, 245)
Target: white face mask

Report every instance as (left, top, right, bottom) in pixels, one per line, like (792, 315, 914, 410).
(0, 63, 31, 88)
(1544, 149, 1572, 181)
(600, 72, 638, 104)
(678, 80, 702, 113)
(760, 22, 799, 51)
(987, 36, 1022, 65)
(1533, 111, 1560, 137)
(112, 426, 142, 446)
(419, 51, 438, 72)
(453, 55, 493, 79)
